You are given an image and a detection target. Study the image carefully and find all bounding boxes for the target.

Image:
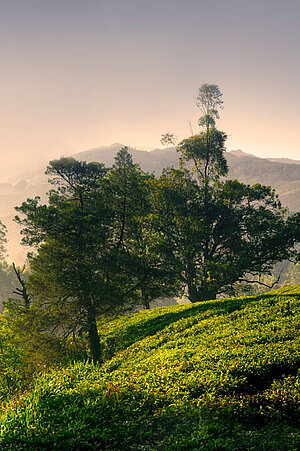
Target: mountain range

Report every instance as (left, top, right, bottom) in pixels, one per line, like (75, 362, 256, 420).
(72, 144, 300, 211)
(1, 144, 300, 263)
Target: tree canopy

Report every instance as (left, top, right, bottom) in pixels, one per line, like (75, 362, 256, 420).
(15, 149, 178, 362)
(157, 83, 300, 300)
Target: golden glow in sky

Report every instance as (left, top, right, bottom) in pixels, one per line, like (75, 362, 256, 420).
(0, 0, 300, 180)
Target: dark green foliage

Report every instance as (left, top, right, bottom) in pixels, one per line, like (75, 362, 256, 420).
(13, 149, 179, 364)
(178, 129, 228, 181)
(151, 166, 300, 301)
(45, 156, 107, 203)
(108, 148, 179, 309)
(156, 84, 300, 301)
(2, 83, 299, 450)
(0, 286, 299, 449)
(196, 83, 224, 127)
(15, 158, 128, 364)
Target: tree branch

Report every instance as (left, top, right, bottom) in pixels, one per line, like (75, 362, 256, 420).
(12, 263, 31, 308)
(238, 272, 282, 290)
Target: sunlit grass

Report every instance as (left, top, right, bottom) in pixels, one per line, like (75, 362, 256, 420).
(0, 286, 300, 450)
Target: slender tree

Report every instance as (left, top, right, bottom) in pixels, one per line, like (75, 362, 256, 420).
(0, 221, 7, 262)
(108, 147, 179, 309)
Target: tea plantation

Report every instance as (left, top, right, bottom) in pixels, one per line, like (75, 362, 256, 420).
(0, 286, 300, 450)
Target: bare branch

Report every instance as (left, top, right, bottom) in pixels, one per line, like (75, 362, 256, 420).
(238, 272, 282, 290)
(12, 262, 31, 308)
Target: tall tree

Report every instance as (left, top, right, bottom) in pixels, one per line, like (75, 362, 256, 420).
(156, 84, 300, 301)
(0, 221, 7, 262)
(108, 147, 179, 309)
(153, 168, 300, 301)
(196, 83, 223, 130)
(15, 159, 128, 363)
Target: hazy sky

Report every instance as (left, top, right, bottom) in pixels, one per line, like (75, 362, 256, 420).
(1, 0, 300, 179)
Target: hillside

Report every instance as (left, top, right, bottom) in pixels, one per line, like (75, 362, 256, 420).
(267, 157, 300, 165)
(1, 286, 299, 450)
(226, 150, 300, 211)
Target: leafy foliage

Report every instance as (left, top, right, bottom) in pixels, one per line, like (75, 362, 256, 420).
(196, 83, 224, 128)
(2, 83, 299, 450)
(178, 130, 228, 181)
(151, 166, 300, 301)
(157, 84, 300, 301)
(108, 148, 178, 309)
(14, 149, 179, 363)
(15, 159, 127, 363)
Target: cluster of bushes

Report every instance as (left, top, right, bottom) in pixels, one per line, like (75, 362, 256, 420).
(0, 287, 299, 449)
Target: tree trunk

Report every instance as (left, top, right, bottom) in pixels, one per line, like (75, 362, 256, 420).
(141, 286, 150, 309)
(201, 288, 217, 301)
(187, 280, 200, 303)
(87, 305, 102, 364)
(12, 263, 31, 308)
(187, 281, 216, 303)
(143, 298, 150, 309)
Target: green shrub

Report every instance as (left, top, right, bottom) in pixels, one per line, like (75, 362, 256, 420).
(0, 286, 299, 450)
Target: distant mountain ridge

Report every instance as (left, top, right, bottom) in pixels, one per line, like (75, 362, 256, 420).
(73, 144, 300, 211)
(72, 143, 179, 175)
(1, 143, 300, 263)
(267, 157, 300, 165)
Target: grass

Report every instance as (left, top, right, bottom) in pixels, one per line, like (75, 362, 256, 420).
(0, 285, 300, 450)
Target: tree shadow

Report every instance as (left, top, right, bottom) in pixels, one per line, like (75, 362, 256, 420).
(102, 292, 300, 360)
(102, 294, 270, 359)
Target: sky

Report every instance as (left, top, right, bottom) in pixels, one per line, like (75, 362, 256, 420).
(1, 0, 300, 180)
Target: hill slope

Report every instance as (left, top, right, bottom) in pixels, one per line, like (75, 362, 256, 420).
(225, 150, 300, 211)
(1, 286, 299, 450)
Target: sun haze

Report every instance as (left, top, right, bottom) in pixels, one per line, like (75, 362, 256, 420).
(0, 0, 300, 180)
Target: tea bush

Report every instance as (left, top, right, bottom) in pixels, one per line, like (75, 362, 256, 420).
(0, 285, 299, 450)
